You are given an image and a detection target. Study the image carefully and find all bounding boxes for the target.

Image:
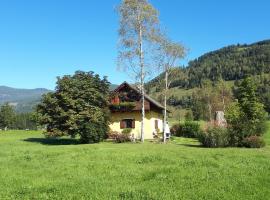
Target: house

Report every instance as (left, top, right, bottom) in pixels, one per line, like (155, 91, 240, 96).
(109, 82, 165, 139)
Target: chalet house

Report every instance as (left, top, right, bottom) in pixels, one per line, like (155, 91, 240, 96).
(109, 82, 165, 139)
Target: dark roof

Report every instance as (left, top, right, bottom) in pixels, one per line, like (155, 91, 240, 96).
(113, 82, 165, 110)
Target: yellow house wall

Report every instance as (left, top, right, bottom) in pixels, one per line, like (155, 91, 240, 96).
(109, 111, 163, 139)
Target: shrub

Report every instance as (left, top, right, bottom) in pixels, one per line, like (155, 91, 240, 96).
(184, 110, 194, 121)
(170, 124, 181, 136)
(115, 133, 131, 143)
(122, 128, 132, 134)
(242, 136, 265, 148)
(226, 77, 267, 146)
(80, 122, 108, 144)
(108, 130, 132, 143)
(198, 125, 229, 147)
(170, 121, 201, 138)
(180, 121, 201, 138)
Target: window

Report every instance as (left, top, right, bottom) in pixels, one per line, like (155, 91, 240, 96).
(120, 119, 135, 129)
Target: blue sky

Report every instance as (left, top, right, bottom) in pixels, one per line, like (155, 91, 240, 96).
(0, 0, 269, 89)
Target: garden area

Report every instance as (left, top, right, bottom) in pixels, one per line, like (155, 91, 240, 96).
(0, 126, 269, 200)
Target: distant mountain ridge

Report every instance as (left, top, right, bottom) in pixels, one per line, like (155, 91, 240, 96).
(0, 84, 119, 113)
(0, 86, 51, 113)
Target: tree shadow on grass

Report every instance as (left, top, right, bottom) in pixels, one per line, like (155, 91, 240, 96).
(23, 137, 81, 145)
(177, 143, 204, 148)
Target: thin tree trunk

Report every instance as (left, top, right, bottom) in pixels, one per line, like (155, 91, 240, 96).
(222, 90, 226, 112)
(139, 22, 145, 142)
(163, 70, 168, 143)
(208, 102, 212, 121)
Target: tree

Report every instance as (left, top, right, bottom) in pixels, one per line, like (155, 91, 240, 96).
(157, 38, 185, 142)
(14, 112, 37, 130)
(117, 0, 162, 142)
(216, 79, 232, 112)
(226, 77, 267, 146)
(0, 103, 16, 130)
(36, 71, 110, 144)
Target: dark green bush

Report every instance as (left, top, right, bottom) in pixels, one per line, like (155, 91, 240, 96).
(198, 126, 229, 147)
(170, 124, 181, 136)
(171, 121, 201, 138)
(180, 121, 201, 138)
(80, 122, 108, 144)
(242, 136, 265, 148)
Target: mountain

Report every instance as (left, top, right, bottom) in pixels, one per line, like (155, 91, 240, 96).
(146, 39, 270, 119)
(110, 84, 118, 91)
(0, 83, 119, 113)
(0, 86, 51, 113)
(147, 39, 270, 90)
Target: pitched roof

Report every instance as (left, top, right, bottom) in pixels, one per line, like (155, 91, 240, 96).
(113, 82, 165, 110)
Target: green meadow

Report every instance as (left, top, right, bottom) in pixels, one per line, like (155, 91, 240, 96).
(0, 126, 270, 200)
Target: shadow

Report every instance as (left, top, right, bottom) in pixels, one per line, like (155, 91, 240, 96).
(179, 143, 204, 148)
(23, 137, 80, 146)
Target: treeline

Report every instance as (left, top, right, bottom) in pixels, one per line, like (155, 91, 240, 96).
(147, 39, 270, 90)
(169, 74, 270, 121)
(0, 103, 37, 130)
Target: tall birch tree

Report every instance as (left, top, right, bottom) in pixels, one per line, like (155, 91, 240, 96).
(157, 38, 185, 142)
(117, 0, 161, 142)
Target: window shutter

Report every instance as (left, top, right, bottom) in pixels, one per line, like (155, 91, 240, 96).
(120, 120, 125, 129)
(132, 119, 135, 128)
(155, 120, 158, 129)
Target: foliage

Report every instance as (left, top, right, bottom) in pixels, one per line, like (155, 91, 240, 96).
(14, 112, 37, 130)
(114, 133, 132, 143)
(147, 40, 270, 89)
(109, 130, 132, 143)
(170, 124, 181, 136)
(146, 40, 270, 120)
(0, 103, 16, 130)
(122, 128, 132, 134)
(36, 71, 110, 144)
(156, 37, 186, 143)
(191, 79, 233, 121)
(117, 0, 163, 142)
(198, 125, 229, 147)
(109, 102, 136, 112)
(226, 77, 267, 146)
(171, 121, 201, 138)
(180, 121, 201, 138)
(184, 110, 194, 121)
(242, 135, 266, 148)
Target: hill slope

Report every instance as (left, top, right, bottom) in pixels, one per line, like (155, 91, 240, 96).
(0, 86, 51, 113)
(148, 39, 270, 90)
(146, 39, 270, 119)
(0, 83, 118, 113)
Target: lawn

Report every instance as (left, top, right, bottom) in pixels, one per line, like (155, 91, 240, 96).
(0, 129, 270, 200)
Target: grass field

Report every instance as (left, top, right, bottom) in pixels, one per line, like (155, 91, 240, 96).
(0, 128, 270, 200)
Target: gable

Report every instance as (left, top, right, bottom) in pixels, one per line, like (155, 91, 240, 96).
(110, 82, 164, 113)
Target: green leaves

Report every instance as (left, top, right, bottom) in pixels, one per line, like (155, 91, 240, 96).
(226, 77, 267, 146)
(0, 103, 16, 129)
(36, 71, 110, 143)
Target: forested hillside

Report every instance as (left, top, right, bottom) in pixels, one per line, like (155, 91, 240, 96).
(148, 39, 270, 90)
(146, 40, 270, 120)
